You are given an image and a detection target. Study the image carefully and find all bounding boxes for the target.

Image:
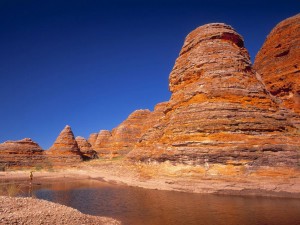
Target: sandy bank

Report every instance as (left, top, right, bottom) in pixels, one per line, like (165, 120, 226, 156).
(1, 159, 300, 199)
(0, 196, 120, 225)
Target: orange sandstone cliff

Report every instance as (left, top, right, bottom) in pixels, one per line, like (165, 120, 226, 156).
(75, 136, 98, 160)
(93, 130, 112, 156)
(0, 138, 45, 168)
(93, 108, 166, 156)
(88, 133, 98, 149)
(254, 14, 300, 114)
(127, 23, 300, 170)
(46, 125, 83, 165)
(1, 15, 300, 175)
(0, 126, 97, 169)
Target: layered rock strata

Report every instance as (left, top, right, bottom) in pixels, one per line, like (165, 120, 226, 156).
(75, 136, 98, 160)
(0, 138, 46, 169)
(128, 23, 300, 169)
(94, 130, 112, 156)
(94, 110, 152, 156)
(88, 133, 98, 149)
(254, 14, 300, 114)
(93, 106, 168, 157)
(47, 125, 83, 165)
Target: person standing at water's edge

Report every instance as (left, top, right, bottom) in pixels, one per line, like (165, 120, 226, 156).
(30, 171, 33, 181)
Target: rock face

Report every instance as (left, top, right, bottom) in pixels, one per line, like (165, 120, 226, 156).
(48, 125, 80, 153)
(0, 138, 45, 169)
(47, 125, 83, 165)
(93, 107, 168, 157)
(254, 14, 300, 114)
(0, 126, 98, 169)
(94, 110, 152, 156)
(94, 130, 112, 156)
(88, 133, 98, 149)
(1, 15, 299, 175)
(137, 102, 168, 143)
(75, 136, 98, 160)
(128, 23, 300, 168)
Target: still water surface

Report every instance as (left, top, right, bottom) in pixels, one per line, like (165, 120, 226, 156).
(14, 180, 300, 225)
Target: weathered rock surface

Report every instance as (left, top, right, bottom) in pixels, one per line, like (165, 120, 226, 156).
(128, 23, 300, 169)
(93, 130, 112, 156)
(75, 136, 98, 160)
(94, 110, 153, 156)
(75, 136, 93, 151)
(137, 102, 168, 143)
(48, 125, 81, 153)
(1, 15, 300, 180)
(0, 138, 45, 169)
(47, 125, 83, 165)
(93, 106, 168, 157)
(254, 14, 300, 114)
(88, 133, 98, 149)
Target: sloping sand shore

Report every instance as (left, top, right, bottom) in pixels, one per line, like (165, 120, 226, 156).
(0, 196, 120, 225)
(1, 159, 300, 198)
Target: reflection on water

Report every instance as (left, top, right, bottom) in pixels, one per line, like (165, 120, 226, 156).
(2, 179, 300, 225)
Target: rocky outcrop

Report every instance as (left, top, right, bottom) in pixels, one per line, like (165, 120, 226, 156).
(88, 133, 98, 149)
(93, 107, 168, 157)
(94, 110, 152, 156)
(0, 138, 46, 169)
(46, 125, 83, 165)
(75, 136, 98, 160)
(76, 136, 93, 152)
(1, 15, 299, 177)
(0, 126, 98, 169)
(128, 23, 300, 169)
(137, 102, 168, 143)
(254, 14, 300, 114)
(94, 130, 112, 156)
(48, 125, 80, 153)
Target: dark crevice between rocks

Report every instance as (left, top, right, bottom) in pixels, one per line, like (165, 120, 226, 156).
(254, 72, 282, 105)
(219, 32, 244, 48)
(180, 31, 244, 56)
(270, 86, 292, 96)
(275, 49, 290, 57)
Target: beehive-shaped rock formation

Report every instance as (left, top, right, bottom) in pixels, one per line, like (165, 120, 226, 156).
(254, 14, 300, 114)
(93, 130, 112, 156)
(75, 136, 98, 160)
(88, 133, 98, 149)
(93, 110, 152, 156)
(0, 138, 45, 168)
(47, 125, 83, 165)
(128, 23, 300, 168)
(93, 106, 168, 157)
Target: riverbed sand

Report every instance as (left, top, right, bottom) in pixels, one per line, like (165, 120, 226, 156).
(0, 196, 120, 225)
(1, 159, 300, 198)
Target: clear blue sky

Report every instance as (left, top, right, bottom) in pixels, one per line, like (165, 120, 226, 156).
(0, 0, 299, 149)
